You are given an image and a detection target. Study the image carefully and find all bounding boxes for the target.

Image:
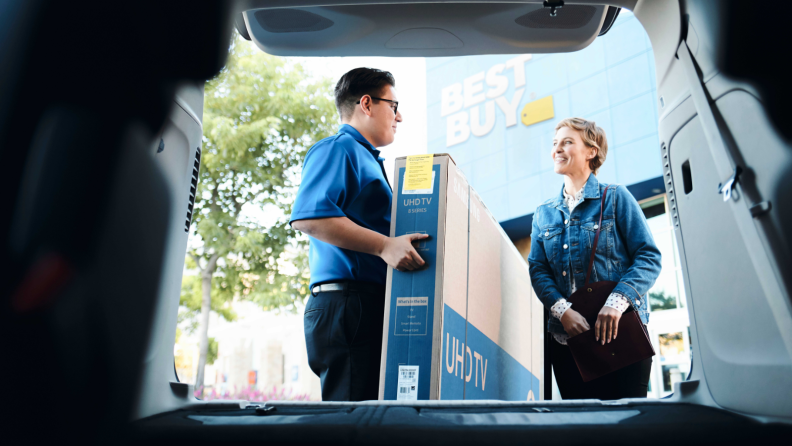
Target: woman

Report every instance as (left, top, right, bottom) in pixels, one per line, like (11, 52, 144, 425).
(528, 118, 662, 400)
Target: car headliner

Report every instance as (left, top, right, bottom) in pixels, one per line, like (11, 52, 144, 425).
(237, 1, 637, 57)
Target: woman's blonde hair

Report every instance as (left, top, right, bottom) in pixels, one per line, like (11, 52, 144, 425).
(555, 117, 608, 175)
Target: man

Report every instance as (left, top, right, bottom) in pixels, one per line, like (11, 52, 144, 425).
(290, 68, 428, 401)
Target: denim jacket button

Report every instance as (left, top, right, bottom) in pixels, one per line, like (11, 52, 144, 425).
(594, 224, 599, 229)
(563, 244, 568, 249)
(564, 219, 569, 224)
(562, 271, 567, 276)
(545, 231, 549, 236)
(636, 299, 641, 305)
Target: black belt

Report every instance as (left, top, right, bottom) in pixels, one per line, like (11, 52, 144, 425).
(311, 281, 385, 295)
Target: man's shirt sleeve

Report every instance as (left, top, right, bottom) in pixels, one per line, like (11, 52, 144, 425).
(290, 140, 359, 224)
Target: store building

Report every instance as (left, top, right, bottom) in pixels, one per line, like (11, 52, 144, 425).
(425, 11, 689, 398)
(175, 301, 322, 400)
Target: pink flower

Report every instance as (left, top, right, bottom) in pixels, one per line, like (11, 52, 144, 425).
(194, 384, 313, 401)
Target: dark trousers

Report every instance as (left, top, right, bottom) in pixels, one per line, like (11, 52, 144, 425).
(551, 339, 653, 400)
(304, 284, 385, 401)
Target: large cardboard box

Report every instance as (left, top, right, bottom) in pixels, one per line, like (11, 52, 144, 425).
(379, 154, 544, 401)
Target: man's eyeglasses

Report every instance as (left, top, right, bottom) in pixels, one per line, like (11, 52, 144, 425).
(356, 96, 399, 114)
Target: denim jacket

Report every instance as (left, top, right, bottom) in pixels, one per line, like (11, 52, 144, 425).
(528, 173, 662, 335)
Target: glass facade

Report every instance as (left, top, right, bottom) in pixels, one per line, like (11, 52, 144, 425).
(425, 11, 661, 223)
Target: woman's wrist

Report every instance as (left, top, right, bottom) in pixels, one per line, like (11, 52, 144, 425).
(550, 299, 572, 320)
(559, 307, 574, 323)
(603, 292, 630, 313)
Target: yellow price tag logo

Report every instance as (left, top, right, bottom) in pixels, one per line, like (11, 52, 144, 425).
(521, 95, 555, 127)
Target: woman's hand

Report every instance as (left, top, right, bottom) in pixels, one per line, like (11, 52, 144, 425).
(560, 308, 590, 337)
(595, 306, 621, 345)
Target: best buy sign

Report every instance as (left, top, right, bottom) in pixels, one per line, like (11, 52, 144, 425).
(441, 54, 554, 147)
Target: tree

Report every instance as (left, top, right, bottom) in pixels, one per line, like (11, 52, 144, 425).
(206, 337, 218, 366)
(182, 35, 337, 394)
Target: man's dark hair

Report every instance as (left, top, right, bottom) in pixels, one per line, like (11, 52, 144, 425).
(334, 67, 396, 121)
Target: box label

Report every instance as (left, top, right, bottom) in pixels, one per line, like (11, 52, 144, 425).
(394, 297, 429, 336)
(404, 154, 433, 190)
(402, 171, 435, 195)
(396, 365, 419, 401)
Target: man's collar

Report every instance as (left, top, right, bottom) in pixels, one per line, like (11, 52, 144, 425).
(338, 124, 379, 156)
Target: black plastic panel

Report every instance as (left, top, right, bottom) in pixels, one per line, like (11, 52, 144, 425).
(132, 401, 790, 445)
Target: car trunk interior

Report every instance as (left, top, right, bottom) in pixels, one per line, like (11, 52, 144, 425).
(1, 0, 791, 444)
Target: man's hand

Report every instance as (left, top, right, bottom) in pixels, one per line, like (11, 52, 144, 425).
(560, 308, 590, 337)
(380, 233, 429, 271)
(595, 306, 621, 345)
(291, 217, 429, 273)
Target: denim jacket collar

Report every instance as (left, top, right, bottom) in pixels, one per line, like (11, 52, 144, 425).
(552, 172, 600, 208)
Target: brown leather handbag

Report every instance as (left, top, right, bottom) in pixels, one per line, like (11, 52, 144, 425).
(565, 186, 655, 382)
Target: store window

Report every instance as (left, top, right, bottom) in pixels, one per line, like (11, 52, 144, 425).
(659, 332, 687, 392)
(640, 195, 692, 398)
(640, 196, 687, 312)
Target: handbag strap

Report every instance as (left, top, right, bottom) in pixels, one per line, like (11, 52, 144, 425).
(584, 185, 609, 287)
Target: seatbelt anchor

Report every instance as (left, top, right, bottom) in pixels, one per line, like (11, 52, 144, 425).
(718, 166, 742, 202)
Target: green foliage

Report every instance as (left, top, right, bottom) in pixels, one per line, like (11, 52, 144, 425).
(180, 274, 236, 322)
(185, 35, 335, 315)
(206, 337, 218, 365)
(249, 246, 311, 312)
(649, 290, 677, 311)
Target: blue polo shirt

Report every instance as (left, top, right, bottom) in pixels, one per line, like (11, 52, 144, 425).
(290, 124, 392, 288)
